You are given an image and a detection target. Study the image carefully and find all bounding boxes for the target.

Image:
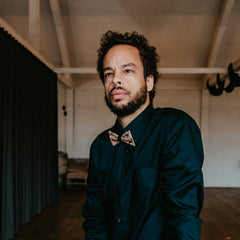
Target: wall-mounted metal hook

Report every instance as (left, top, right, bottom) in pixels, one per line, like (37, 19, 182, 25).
(207, 73, 225, 96)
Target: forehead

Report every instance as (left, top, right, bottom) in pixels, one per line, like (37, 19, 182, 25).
(103, 44, 142, 68)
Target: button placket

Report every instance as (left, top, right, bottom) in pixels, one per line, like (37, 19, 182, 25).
(114, 189, 122, 225)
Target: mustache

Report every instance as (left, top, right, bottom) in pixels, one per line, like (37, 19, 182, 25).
(109, 86, 128, 95)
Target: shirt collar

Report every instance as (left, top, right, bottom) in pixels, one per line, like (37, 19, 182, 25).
(110, 104, 154, 146)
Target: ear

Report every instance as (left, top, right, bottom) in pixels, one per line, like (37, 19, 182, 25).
(146, 75, 154, 92)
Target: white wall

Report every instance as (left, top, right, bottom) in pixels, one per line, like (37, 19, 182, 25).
(73, 85, 115, 158)
(58, 81, 67, 153)
(204, 89, 240, 187)
(154, 89, 201, 126)
(58, 78, 240, 187)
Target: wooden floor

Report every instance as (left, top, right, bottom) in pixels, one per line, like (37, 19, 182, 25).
(12, 188, 240, 240)
(12, 188, 87, 240)
(200, 188, 240, 240)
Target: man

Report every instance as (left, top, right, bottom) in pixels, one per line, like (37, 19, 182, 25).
(82, 31, 204, 240)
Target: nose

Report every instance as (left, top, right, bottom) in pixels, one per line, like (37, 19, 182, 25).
(112, 72, 122, 86)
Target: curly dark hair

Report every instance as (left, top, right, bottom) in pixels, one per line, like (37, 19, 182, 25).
(97, 31, 160, 104)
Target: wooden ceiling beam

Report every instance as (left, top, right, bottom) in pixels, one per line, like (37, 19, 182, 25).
(0, 17, 73, 88)
(54, 67, 240, 75)
(203, 0, 235, 86)
(207, 0, 235, 67)
(49, 0, 72, 83)
(28, 0, 40, 50)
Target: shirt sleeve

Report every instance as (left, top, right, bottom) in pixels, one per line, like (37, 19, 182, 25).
(82, 143, 108, 240)
(160, 113, 204, 240)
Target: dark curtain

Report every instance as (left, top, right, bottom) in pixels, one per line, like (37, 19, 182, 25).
(0, 28, 58, 240)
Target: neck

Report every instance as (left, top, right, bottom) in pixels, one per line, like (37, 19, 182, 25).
(118, 100, 150, 128)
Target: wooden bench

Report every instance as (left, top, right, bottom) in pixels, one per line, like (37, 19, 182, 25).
(66, 159, 89, 187)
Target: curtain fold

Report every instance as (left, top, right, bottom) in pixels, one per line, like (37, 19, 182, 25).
(0, 28, 58, 240)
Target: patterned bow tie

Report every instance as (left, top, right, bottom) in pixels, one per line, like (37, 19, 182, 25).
(108, 130, 136, 147)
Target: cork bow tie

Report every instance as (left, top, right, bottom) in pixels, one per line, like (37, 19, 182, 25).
(108, 130, 136, 147)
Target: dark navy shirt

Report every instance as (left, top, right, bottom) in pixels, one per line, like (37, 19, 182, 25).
(82, 104, 204, 240)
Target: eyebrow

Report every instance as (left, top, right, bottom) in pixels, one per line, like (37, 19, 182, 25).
(122, 63, 136, 68)
(103, 63, 137, 72)
(103, 67, 112, 72)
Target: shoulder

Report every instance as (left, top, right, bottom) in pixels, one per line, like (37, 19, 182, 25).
(154, 107, 195, 126)
(153, 107, 200, 136)
(88, 128, 112, 169)
(155, 107, 190, 121)
(90, 128, 110, 152)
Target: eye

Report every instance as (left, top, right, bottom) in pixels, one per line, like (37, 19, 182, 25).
(125, 69, 133, 73)
(104, 72, 113, 80)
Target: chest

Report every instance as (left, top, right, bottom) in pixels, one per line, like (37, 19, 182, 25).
(99, 128, 165, 201)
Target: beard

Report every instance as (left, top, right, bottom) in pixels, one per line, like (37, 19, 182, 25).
(105, 85, 147, 117)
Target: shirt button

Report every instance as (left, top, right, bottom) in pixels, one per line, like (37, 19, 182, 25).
(125, 149, 129, 153)
(116, 218, 121, 223)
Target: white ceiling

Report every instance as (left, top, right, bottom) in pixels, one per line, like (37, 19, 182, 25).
(0, 0, 239, 85)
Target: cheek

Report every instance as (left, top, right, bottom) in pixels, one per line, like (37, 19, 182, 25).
(131, 78, 146, 91)
(104, 86, 110, 98)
